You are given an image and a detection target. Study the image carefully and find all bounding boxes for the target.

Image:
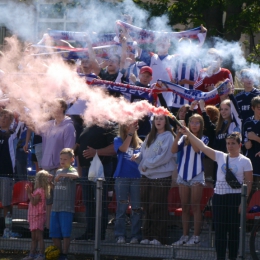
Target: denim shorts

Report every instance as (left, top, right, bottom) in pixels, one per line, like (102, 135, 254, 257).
(177, 171, 205, 187)
(49, 211, 73, 238)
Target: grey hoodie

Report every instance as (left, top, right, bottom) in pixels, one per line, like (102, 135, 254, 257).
(137, 131, 177, 179)
(41, 116, 76, 170)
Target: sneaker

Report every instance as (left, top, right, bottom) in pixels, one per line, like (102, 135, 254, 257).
(117, 236, 126, 244)
(140, 239, 150, 245)
(35, 254, 45, 260)
(130, 237, 139, 244)
(183, 235, 200, 246)
(149, 239, 161, 246)
(23, 254, 35, 260)
(172, 235, 189, 246)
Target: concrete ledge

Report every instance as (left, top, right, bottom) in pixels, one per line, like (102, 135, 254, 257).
(0, 238, 175, 259)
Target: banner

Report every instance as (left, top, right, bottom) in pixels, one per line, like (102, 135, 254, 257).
(115, 20, 206, 45)
(155, 78, 230, 102)
(86, 77, 230, 105)
(88, 78, 154, 103)
(32, 44, 121, 60)
(47, 30, 116, 47)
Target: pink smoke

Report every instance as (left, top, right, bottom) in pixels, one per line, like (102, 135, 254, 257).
(0, 36, 171, 128)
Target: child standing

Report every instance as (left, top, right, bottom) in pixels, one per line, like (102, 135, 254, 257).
(50, 148, 78, 260)
(172, 114, 209, 246)
(23, 170, 51, 260)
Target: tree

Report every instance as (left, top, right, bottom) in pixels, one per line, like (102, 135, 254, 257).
(134, 0, 260, 63)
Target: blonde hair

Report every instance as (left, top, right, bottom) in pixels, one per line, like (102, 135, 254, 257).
(185, 114, 204, 146)
(119, 124, 142, 149)
(216, 99, 231, 133)
(34, 170, 51, 199)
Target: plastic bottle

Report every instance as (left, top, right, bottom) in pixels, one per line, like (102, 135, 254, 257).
(5, 212, 12, 238)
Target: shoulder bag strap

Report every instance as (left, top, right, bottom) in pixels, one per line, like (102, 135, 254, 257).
(226, 154, 229, 172)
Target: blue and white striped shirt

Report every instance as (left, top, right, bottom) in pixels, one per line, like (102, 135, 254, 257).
(172, 55, 202, 108)
(178, 135, 209, 181)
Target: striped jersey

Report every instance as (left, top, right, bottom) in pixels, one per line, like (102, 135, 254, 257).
(171, 55, 202, 107)
(178, 135, 209, 181)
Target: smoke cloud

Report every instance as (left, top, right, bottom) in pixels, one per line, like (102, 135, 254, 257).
(0, 0, 259, 129)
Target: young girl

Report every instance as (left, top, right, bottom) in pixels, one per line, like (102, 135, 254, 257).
(171, 105, 190, 133)
(186, 100, 220, 181)
(177, 104, 190, 121)
(113, 122, 143, 244)
(214, 97, 241, 152)
(171, 114, 209, 246)
(132, 115, 177, 246)
(23, 170, 51, 260)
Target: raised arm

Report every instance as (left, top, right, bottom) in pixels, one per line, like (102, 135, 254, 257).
(119, 122, 138, 153)
(199, 99, 216, 131)
(179, 126, 216, 160)
(84, 35, 100, 75)
(171, 131, 181, 153)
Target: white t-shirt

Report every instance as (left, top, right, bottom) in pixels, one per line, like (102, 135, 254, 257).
(214, 150, 252, 194)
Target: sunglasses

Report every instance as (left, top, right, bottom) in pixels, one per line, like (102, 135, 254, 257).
(189, 121, 200, 126)
(226, 133, 238, 138)
(226, 133, 241, 143)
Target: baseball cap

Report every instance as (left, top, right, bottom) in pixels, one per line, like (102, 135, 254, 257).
(140, 66, 153, 76)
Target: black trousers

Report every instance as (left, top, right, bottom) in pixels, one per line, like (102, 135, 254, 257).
(212, 193, 241, 260)
(140, 176, 171, 244)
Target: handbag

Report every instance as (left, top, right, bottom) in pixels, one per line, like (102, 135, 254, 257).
(88, 152, 105, 182)
(225, 155, 241, 189)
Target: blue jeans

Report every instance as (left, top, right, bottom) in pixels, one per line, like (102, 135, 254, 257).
(114, 178, 142, 240)
(15, 148, 28, 181)
(81, 162, 113, 239)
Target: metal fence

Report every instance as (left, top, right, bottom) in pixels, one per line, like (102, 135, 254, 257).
(0, 176, 258, 260)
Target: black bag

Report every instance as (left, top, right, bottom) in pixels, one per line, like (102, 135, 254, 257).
(225, 155, 241, 189)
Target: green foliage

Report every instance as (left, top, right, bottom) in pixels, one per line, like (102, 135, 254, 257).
(134, 0, 260, 63)
(134, 0, 260, 38)
(244, 40, 260, 65)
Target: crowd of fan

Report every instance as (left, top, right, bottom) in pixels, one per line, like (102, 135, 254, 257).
(0, 25, 260, 260)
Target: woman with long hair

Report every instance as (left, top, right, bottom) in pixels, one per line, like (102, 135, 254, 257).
(172, 114, 209, 246)
(214, 83, 241, 153)
(132, 115, 177, 246)
(113, 122, 143, 244)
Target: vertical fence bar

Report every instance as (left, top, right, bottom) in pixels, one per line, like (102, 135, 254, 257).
(94, 178, 103, 260)
(239, 184, 247, 259)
